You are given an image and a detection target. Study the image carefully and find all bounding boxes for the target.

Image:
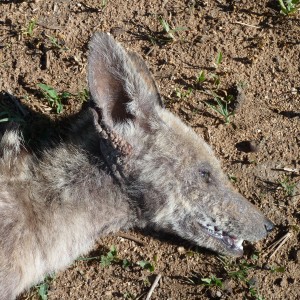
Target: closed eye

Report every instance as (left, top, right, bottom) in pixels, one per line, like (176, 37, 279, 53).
(200, 170, 211, 183)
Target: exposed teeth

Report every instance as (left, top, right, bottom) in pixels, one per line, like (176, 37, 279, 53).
(235, 239, 244, 249)
(201, 223, 243, 250)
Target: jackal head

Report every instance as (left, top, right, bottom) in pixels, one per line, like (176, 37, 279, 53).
(88, 33, 274, 256)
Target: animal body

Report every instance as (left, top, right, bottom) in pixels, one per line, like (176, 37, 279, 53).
(0, 33, 273, 299)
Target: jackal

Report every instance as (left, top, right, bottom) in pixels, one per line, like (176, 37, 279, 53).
(0, 33, 273, 299)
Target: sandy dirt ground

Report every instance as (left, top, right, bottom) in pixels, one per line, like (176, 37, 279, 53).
(0, 0, 299, 299)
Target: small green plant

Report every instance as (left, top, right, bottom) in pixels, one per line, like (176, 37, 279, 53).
(101, 0, 109, 9)
(46, 34, 69, 51)
(158, 16, 187, 41)
(278, 0, 300, 15)
(37, 83, 72, 113)
(205, 95, 234, 124)
(137, 260, 155, 272)
(222, 258, 266, 299)
(279, 177, 296, 196)
(211, 51, 223, 87)
(37, 282, 49, 300)
(36, 275, 54, 300)
(228, 174, 237, 183)
(196, 52, 237, 123)
(197, 70, 206, 83)
(201, 275, 223, 288)
(175, 87, 193, 99)
(197, 52, 223, 88)
(248, 281, 264, 300)
(123, 292, 136, 299)
(22, 19, 36, 36)
(220, 257, 284, 300)
(77, 88, 89, 102)
(100, 245, 118, 267)
(122, 259, 133, 269)
(226, 259, 255, 281)
(270, 265, 285, 273)
(215, 51, 223, 67)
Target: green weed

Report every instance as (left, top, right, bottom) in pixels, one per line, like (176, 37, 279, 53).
(215, 51, 223, 67)
(248, 281, 264, 300)
(46, 34, 69, 51)
(137, 260, 155, 272)
(22, 19, 36, 37)
(230, 262, 263, 299)
(77, 88, 89, 102)
(221, 257, 284, 300)
(123, 292, 136, 299)
(77, 245, 120, 267)
(122, 259, 133, 269)
(36, 275, 54, 300)
(205, 95, 234, 124)
(101, 0, 108, 9)
(225, 259, 255, 281)
(201, 275, 223, 288)
(228, 174, 237, 183)
(278, 0, 300, 15)
(196, 70, 206, 83)
(270, 265, 286, 273)
(175, 87, 193, 99)
(197, 52, 223, 89)
(158, 16, 187, 41)
(37, 282, 49, 300)
(279, 177, 296, 196)
(100, 245, 118, 267)
(37, 83, 72, 113)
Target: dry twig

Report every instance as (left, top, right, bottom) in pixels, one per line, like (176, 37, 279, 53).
(117, 233, 146, 246)
(146, 274, 162, 300)
(266, 231, 292, 260)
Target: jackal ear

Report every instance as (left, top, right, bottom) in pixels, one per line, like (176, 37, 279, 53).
(88, 32, 162, 130)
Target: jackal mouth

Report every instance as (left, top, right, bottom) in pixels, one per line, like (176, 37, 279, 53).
(200, 223, 244, 255)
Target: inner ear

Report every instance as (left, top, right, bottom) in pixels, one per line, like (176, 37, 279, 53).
(109, 81, 135, 123)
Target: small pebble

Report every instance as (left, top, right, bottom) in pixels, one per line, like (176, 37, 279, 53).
(177, 246, 186, 254)
(216, 291, 222, 297)
(291, 87, 297, 95)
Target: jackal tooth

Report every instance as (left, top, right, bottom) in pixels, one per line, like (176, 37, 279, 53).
(236, 239, 244, 248)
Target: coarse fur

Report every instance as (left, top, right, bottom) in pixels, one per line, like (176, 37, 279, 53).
(0, 33, 273, 299)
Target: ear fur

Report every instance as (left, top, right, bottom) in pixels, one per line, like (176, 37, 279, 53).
(88, 32, 162, 130)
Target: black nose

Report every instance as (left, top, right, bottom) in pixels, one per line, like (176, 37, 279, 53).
(265, 219, 275, 233)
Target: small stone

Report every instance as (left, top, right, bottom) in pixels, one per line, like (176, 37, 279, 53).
(177, 246, 186, 254)
(291, 87, 297, 95)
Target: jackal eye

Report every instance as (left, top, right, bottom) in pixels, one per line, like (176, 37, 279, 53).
(200, 170, 211, 183)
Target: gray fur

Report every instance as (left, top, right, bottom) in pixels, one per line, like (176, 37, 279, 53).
(0, 32, 273, 300)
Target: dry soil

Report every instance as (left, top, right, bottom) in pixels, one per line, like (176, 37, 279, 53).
(0, 0, 299, 299)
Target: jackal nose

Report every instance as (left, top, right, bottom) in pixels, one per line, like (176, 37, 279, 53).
(264, 219, 274, 233)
